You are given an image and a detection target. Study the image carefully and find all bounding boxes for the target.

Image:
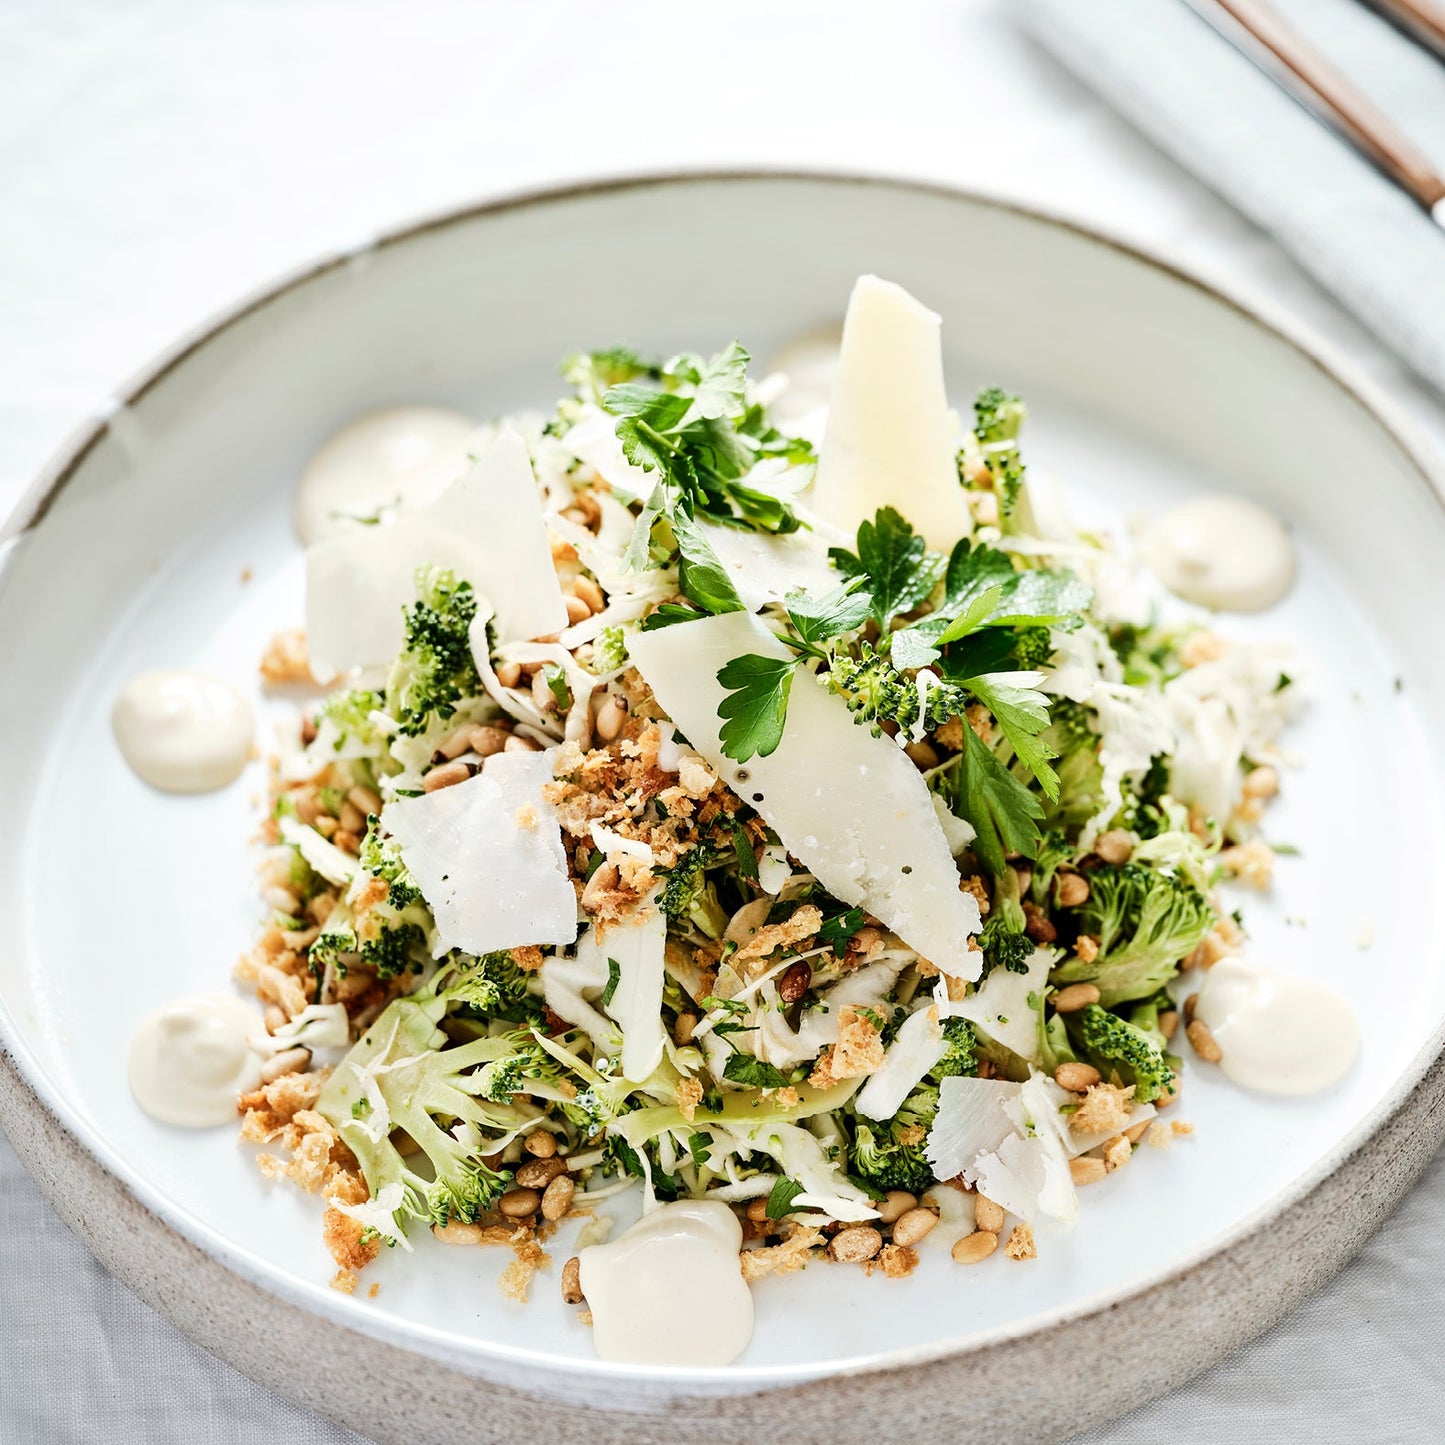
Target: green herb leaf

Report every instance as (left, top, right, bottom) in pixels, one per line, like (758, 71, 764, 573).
(965, 674, 1059, 799)
(688, 1131, 714, 1167)
(543, 664, 572, 712)
(640, 602, 704, 631)
(717, 653, 797, 762)
(688, 341, 750, 422)
(785, 578, 874, 650)
(955, 723, 1044, 875)
(672, 509, 745, 615)
(765, 1175, 806, 1218)
(600, 957, 621, 1009)
(818, 907, 865, 957)
(722, 1051, 791, 1090)
(829, 507, 945, 628)
(730, 817, 760, 883)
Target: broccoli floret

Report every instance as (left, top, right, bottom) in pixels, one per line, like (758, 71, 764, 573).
(826, 643, 971, 737)
(593, 625, 628, 673)
(658, 847, 728, 939)
(979, 866, 1031, 974)
(318, 994, 520, 1237)
(316, 688, 387, 754)
(385, 566, 482, 737)
(1067, 1002, 1175, 1104)
(359, 921, 428, 980)
(1012, 625, 1056, 671)
(973, 386, 1027, 523)
(933, 1017, 979, 1079)
(356, 816, 420, 909)
(472, 1030, 567, 1100)
(1039, 701, 1104, 834)
(1052, 862, 1214, 1006)
(1030, 829, 1074, 907)
(446, 950, 539, 1023)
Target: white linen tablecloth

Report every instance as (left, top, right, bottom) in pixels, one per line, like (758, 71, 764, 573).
(4, 2, 1444, 1440)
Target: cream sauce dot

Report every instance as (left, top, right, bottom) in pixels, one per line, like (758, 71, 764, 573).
(294, 405, 480, 545)
(1141, 495, 1295, 611)
(1194, 957, 1359, 1096)
(576, 1200, 753, 1365)
(128, 995, 265, 1127)
(113, 670, 253, 793)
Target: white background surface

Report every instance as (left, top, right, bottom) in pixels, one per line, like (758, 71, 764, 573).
(3, 1, 1445, 1440)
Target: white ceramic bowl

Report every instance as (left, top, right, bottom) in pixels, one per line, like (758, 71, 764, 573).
(4, 173, 1445, 1443)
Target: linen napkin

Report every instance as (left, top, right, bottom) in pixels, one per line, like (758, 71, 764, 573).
(1014, 0, 1445, 397)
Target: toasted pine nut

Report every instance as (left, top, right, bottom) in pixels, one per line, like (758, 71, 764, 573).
(564, 593, 592, 625)
(532, 670, 560, 712)
(494, 660, 523, 689)
(541, 1174, 575, 1221)
(953, 1230, 998, 1264)
(264, 1004, 287, 1034)
(1070, 1156, 1108, 1186)
(337, 801, 366, 835)
(595, 694, 628, 742)
(259, 1046, 311, 1083)
(973, 1195, 1005, 1234)
(561, 1256, 585, 1305)
(1159, 1008, 1180, 1041)
(1242, 764, 1279, 799)
(470, 725, 510, 757)
(423, 760, 473, 792)
(1055, 872, 1090, 908)
(504, 734, 541, 753)
(498, 1187, 541, 1218)
(1183, 992, 1199, 1025)
(876, 1191, 917, 1225)
(828, 1226, 883, 1264)
(1094, 829, 1135, 865)
(436, 723, 478, 760)
(573, 575, 605, 612)
(903, 740, 939, 769)
(314, 814, 338, 837)
(673, 1011, 698, 1045)
(891, 1208, 939, 1247)
(777, 960, 812, 1006)
(1023, 902, 1057, 944)
(1053, 1061, 1101, 1093)
(514, 1156, 569, 1190)
(332, 829, 361, 855)
(1187, 1019, 1223, 1063)
(1156, 1080, 1179, 1109)
(524, 1130, 557, 1159)
(1124, 1120, 1151, 1145)
(432, 1220, 486, 1245)
(1053, 983, 1101, 1013)
(348, 784, 383, 817)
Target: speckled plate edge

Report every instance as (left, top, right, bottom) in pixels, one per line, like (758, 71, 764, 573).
(4, 170, 1445, 1443)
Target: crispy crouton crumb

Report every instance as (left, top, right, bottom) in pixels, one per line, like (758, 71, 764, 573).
(260, 628, 312, 685)
(808, 1005, 885, 1088)
(739, 1225, 823, 1282)
(933, 717, 965, 752)
(1073, 934, 1100, 965)
(515, 804, 539, 830)
(774, 1086, 799, 1109)
(733, 904, 823, 966)
(676, 1077, 704, 1123)
(1172, 1121, 1195, 1137)
(577, 1309, 594, 1327)
(865, 1243, 919, 1279)
(959, 875, 990, 917)
(1004, 1223, 1036, 1260)
(1070, 1082, 1135, 1136)
(323, 1172, 383, 1271)
(1219, 839, 1274, 890)
(330, 1269, 359, 1294)
(510, 945, 545, 972)
(1102, 1134, 1133, 1172)
(1146, 1122, 1173, 1150)
(498, 1235, 552, 1303)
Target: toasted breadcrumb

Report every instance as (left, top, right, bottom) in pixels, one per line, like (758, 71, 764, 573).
(808, 1005, 885, 1088)
(260, 628, 312, 685)
(1146, 1122, 1173, 1150)
(330, 1269, 359, 1294)
(498, 1234, 552, 1303)
(323, 1172, 383, 1271)
(515, 804, 539, 830)
(1070, 1082, 1135, 1136)
(1073, 934, 1100, 965)
(864, 1243, 919, 1279)
(1172, 1121, 1195, 1137)
(932, 717, 965, 752)
(1102, 1135, 1133, 1172)
(368, 1282, 380, 1299)
(1219, 839, 1274, 890)
(510, 945, 545, 973)
(959, 875, 990, 917)
(739, 1224, 824, 1282)
(1004, 1223, 1036, 1261)
(676, 1077, 704, 1123)
(733, 904, 823, 966)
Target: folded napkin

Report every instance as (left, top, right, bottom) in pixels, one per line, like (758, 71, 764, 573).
(1015, 0, 1445, 397)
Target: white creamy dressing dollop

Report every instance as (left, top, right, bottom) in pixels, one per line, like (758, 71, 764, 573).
(1194, 958, 1359, 1096)
(293, 405, 480, 545)
(113, 670, 254, 793)
(1140, 495, 1295, 611)
(128, 995, 265, 1126)
(576, 1200, 753, 1365)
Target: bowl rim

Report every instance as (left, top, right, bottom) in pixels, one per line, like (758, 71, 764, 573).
(4, 166, 1445, 1392)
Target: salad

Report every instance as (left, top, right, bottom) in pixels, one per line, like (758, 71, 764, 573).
(236, 275, 1297, 1326)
